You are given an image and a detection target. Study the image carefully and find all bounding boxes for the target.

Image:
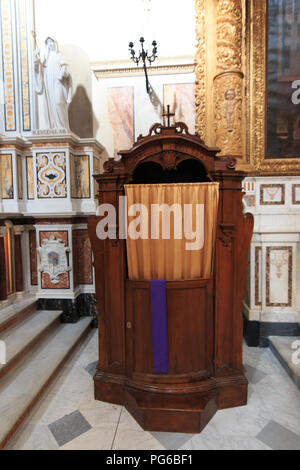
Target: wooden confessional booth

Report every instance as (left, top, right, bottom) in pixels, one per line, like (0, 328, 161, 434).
(88, 121, 254, 434)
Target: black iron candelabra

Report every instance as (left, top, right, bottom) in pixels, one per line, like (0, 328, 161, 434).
(128, 37, 158, 94)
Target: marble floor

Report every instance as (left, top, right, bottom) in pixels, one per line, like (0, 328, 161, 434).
(6, 329, 300, 450)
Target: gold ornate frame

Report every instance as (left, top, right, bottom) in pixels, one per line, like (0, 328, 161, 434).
(246, 0, 300, 172)
(195, 0, 300, 173)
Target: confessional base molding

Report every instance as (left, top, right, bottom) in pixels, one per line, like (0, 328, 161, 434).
(94, 372, 248, 434)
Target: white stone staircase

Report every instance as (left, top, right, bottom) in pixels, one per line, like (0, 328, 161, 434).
(269, 336, 300, 390)
(0, 298, 93, 449)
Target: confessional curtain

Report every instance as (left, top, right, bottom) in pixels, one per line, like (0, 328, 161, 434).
(125, 182, 219, 281)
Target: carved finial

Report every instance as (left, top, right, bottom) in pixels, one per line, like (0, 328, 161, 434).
(162, 105, 175, 127)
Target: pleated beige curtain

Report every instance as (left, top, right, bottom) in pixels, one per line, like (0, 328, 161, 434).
(125, 183, 219, 281)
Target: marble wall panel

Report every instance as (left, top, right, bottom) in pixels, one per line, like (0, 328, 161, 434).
(39, 231, 70, 290)
(18, 0, 31, 132)
(260, 184, 285, 205)
(0, 154, 13, 199)
(70, 155, 90, 199)
(163, 83, 196, 133)
(17, 155, 23, 199)
(107, 87, 134, 157)
(72, 229, 93, 286)
(292, 184, 300, 205)
(266, 247, 293, 307)
(36, 152, 67, 199)
(26, 155, 34, 199)
(29, 230, 38, 286)
(1, 0, 16, 131)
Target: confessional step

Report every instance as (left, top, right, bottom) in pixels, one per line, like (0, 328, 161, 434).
(0, 298, 93, 449)
(269, 336, 300, 390)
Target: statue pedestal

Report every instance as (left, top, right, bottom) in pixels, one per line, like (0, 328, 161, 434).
(0, 133, 104, 321)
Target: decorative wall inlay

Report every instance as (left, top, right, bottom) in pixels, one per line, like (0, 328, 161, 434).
(260, 184, 285, 206)
(39, 233, 71, 287)
(292, 184, 300, 205)
(36, 152, 67, 199)
(29, 230, 38, 286)
(266, 247, 293, 307)
(0, 154, 13, 199)
(107, 87, 134, 157)
(214, 0, 244, 157)
(195, 0, 206, 140)
(0, 0, 16, 131)
(93, 157, 100, 197)
(17, 155, 23, 199)
(18, 0, 31, 132)
(70, 155, 90, 199)
(244, 195, 256, 207)
(163, 83, 196, 134)
(255, 247, 262, 306)
(72, 229, 93, 287)
(26, 155, 34, 199)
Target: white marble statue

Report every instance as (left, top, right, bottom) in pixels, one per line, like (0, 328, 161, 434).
(34, 36, 73, 131)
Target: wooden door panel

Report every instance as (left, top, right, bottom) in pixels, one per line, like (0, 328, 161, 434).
(126, 280, 214, 380)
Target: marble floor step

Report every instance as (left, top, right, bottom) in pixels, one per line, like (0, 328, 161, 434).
(0, 297, 37, 333)
(269, 336, 300, 389)
(0, 310, 62, 379)
(0, 317, 93, 449)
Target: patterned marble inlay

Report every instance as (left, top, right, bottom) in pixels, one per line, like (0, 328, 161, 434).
(107, 87, 134, 157)
(0, 154, 13, 199)
(29, 230, 38, 286)
(266, 247, 293, 307)
(93, 157, 100, 197)
(260, 184, 285, 205)
(26, 156, 34, 199)
(255, 247, 262, 306)
(292, 184, 300, 205)
(163, 83, 196, 133)
(72, 229, 93, 286)
(0, 0, 16, 131)
(36, 152, 67, 199)
(39, 231, 70, 289)
(70, 155, 90, 199)
(17, 155, 23, 199)
(18, 0, 31, 131)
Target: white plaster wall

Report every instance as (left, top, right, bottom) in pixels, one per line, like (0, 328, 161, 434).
(33, 0, 196, 63)
(33, 0, 196, 145)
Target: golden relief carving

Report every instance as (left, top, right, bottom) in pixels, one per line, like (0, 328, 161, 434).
(214, 71, 243, 155)
(195, 0, 207, 141)
(216, 0, 242, 72)
(214, 0, 244, 157)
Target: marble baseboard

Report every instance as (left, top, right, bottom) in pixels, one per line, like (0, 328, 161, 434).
(37, 294, 98, 325)
(243, 313, 300, 348)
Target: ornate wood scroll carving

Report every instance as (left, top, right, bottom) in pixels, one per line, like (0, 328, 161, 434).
(214, 0, 244, 157)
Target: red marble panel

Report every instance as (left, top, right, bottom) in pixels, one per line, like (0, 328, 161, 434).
(29, 230, 38, 286)
(40, 231, 70, 289)
(72, 229, 93, 286)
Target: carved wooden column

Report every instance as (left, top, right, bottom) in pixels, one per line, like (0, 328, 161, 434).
(13, 225, 24, 293)
(213, 0, 244, 159)
(195, 0, 207, 141)
(0, 227, 8, 301)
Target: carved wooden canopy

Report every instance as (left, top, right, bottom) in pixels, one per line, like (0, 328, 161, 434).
(99, 122, 238, 185)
